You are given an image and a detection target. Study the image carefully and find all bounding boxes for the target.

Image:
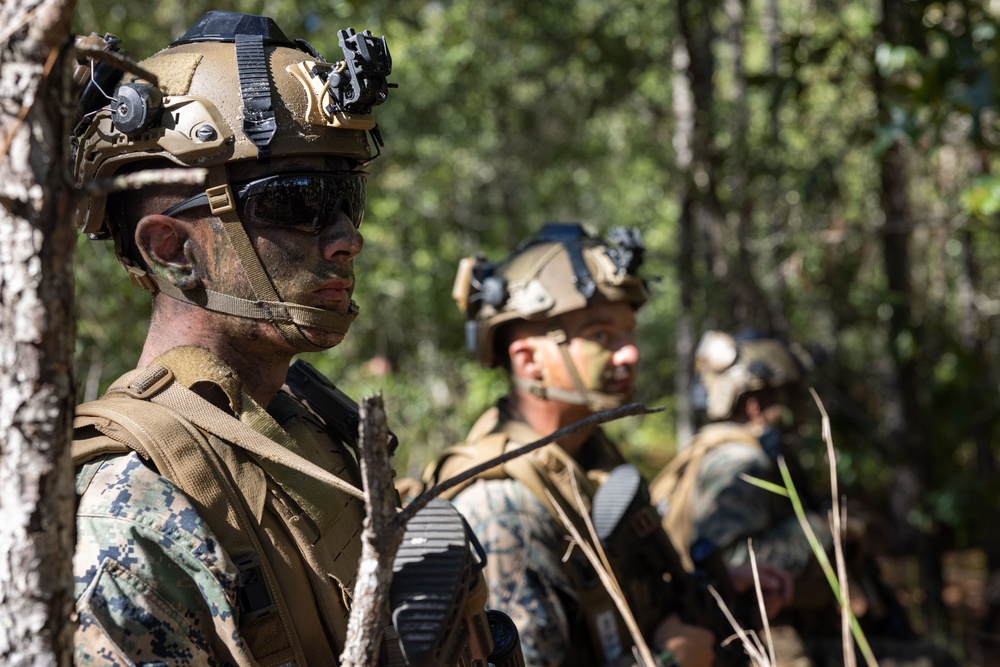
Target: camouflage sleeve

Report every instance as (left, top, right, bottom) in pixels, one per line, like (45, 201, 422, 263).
(692, 443, 831, 575)
(452, 478, 574, 667)
(74, 452, 253, 666)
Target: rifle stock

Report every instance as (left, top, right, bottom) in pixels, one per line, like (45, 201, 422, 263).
(592, 464, 751, 667)
(390, 498, 524, 667)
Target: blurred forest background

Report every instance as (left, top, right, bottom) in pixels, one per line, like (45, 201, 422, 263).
(70, 0, 999, 661)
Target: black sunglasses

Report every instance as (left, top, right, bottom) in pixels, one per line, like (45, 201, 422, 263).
(161, 171, 367, 233)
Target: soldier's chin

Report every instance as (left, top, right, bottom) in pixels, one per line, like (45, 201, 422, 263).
(300, 326, 347, 350)
(602, 385, 634, 402)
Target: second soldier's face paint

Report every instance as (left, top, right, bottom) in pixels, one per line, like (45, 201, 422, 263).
(538, 301, 639, 400)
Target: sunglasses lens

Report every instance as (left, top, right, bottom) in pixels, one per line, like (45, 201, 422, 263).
(240, 172, 366, 232)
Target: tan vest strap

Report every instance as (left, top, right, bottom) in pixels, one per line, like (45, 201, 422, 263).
(75, 386, 305, 666)
(107, 366, 367, 503)
(648, 423, 762, 570)
(71, 424, 134, 463)
(429, 434, 510, 500)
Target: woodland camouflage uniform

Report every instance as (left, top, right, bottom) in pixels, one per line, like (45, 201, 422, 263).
(69, 11, 396, 665)
(650, 420, 833, 598)
(74, 347, 367, 665)
(649, 331, 957, 667)
(428, 400, 630, 667)
(425, 223, 676, 667)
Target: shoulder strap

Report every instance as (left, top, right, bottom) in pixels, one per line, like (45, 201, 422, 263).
(648, 423, 762, 570)
(429, 428, 628, 663)
(74, 374, 305, 667)
(425, 433, 511, 500)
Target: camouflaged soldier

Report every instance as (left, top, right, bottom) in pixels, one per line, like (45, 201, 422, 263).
(69, 11, 397, 665)
(423, 223, 721, 667)
(648, 331, 957, 667)
(649, 331, 829, 580)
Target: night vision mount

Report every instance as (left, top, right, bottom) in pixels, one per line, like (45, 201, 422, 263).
(73, 11, 394, 158)
(467, 222, 647, 314)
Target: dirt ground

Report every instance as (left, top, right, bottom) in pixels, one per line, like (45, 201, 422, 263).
(756, 549, 997, 667)
(938, 550, 999, 666)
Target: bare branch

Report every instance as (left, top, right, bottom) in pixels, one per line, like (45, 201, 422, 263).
(400, 402, 662, 524)
(82, 168, 208, 196)
(340, 394, 405, 667)
(72, 44, 160, 86)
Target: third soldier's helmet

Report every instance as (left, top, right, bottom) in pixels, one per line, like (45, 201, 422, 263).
(452, 222, 648, 409)
(693, 331, 809, 420)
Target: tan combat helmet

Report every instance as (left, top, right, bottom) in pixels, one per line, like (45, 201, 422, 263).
(71, 11, 393, 349)
(452, 222, 649, 410)
(693, 330, 809, 420)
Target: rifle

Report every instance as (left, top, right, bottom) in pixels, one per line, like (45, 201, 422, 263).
(390, 497, 525, 667)
(592, 464, 752, 667)
(285, 360, 399, 455)
(284, 362, 523, 666)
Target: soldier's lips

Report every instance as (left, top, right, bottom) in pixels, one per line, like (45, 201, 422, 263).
(312, 280, 353, 308)
(313, 287, 351, 302)
(603, 379, 633, 394)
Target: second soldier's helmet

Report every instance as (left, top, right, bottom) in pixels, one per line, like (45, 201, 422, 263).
(453, 222, 649, 368)
(693, 331, 809, 420)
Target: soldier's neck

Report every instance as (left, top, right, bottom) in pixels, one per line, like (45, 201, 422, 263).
(507, 389, 594, 458)
(139, 304, 293, 408)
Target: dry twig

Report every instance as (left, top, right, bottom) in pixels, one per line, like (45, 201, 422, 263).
(341, 400, 660, 665)
(340, 394, 404, 667)
(810, 388, 857, 667)
(72, 44, 160, 85)
(546, 477, 657, 667)
(400, 402, 661, 524)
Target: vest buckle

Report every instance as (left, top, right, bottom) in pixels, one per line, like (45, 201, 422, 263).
(235, 553, 277, 623)
(122, 366, 174, 400)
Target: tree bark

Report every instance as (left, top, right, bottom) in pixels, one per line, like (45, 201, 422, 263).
(0, 0, 78, 665)
(677, 0, 772, 332)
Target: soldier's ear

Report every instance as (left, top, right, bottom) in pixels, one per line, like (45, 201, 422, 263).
(135, 214, 200, 290)
(509, 337, 544, 380)
(744, 395, 763, 422)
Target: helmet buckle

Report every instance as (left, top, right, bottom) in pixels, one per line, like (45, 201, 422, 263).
(206, 184, 235, 215)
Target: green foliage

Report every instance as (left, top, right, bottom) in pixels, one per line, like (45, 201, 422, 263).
(72, 1, 1000, 608)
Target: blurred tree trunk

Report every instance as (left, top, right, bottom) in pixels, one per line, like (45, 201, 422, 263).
(874, 0, 943, 634)
(724, 0, 778, 336)
(672, 37, 696, 447)
(963, 152, 1000, 626)
(678, 0, 774, 335)
(0, 0, 77, 665)
(676, 0, 731, 326)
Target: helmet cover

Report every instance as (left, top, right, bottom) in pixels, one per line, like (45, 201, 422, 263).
(694, 331, 808, 420)
(454, 222, 649, 368)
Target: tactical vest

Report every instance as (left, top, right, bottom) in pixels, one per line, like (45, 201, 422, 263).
(72, 350, 383, 667)
(426, 403, 647, 666)
(647, 422, 762, 571)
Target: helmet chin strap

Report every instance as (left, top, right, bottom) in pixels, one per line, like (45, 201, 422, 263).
(511, 326, 630, 412)
(119, 165, 358, 352)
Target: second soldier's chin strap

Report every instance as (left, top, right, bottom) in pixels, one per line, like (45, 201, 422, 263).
(119, 165, 357, 352)
(511, 326, 629, 412)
